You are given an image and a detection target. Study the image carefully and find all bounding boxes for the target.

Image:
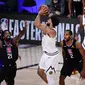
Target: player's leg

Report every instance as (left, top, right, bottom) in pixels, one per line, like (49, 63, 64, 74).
(46, 66, 57, 85)
(37, 67, 48, 83)
(59, 64, 67, 85)
(59, 75, 66, 85)
(38, 53, 48, 83)
(45, 54, 59, 85)
(59, 60, 74, 85)
(5, 65, 17, 85)
(0, 69, 4, 85)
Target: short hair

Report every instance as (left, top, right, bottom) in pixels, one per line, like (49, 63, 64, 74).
(2, 30, 11, 37)
(49, 15, 59, 27)
(65, 30, 72, 35)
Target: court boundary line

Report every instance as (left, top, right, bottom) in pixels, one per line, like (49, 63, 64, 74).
(17, 63, 38, 70)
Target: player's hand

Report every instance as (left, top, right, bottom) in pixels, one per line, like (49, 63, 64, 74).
(38, 5, 49, 15)
(80, 70, 85, 78)
(67, 14, 72, 18)
(38, 8, 44, 15)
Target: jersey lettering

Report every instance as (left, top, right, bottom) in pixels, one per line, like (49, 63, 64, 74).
(6, 47, 12, 59)
(67, 49, 74, 58)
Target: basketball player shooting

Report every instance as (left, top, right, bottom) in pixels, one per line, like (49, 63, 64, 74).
(34, 5, 59, 85)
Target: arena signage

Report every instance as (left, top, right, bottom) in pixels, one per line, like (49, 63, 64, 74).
(1, 18, 41, 40)
(0, 13, 84, 44)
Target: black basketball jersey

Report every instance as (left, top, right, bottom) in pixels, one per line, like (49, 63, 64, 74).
(0, 39, 18, 66)
(63, 39, 82, 61)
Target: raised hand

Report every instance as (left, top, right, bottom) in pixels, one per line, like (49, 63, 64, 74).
(25, 20, 28, 29)
(38, 5, 49, 16)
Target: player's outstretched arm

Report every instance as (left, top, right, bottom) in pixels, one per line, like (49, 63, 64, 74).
(76, 42, 85, 78)
(13, 21, 28, 44)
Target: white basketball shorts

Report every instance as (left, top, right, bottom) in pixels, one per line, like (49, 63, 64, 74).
(39, 52, 60, 72)
(82, 37, 85, 50)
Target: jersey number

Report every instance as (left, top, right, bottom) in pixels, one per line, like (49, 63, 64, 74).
(7, 54, 12, 59)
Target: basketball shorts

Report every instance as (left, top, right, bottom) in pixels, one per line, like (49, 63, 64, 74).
(60, 59, 83, 77)
(82, 37, 85, 50)
(39, 51, 60, 73)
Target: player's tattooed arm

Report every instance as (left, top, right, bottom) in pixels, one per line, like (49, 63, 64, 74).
(61, 41, 65, 62)
(13, 21, 28, 45)
(76, 41, 85, 78)
(0, 40, 2, 48)
(76, 42, 85, 69)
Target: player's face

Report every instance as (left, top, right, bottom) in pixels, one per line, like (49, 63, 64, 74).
(64, 31, 72, 42)
(46, 19, 52, 28)
(4, 31, 11, 39)
(53, 0, 58, 3)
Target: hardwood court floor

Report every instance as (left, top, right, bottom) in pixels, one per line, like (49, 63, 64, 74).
(2, 66, 85, 85)
(1, 46, 85, 85)
(15, 67, 85, 85)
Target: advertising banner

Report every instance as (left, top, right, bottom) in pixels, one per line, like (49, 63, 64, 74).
(0, 13, 84, 45)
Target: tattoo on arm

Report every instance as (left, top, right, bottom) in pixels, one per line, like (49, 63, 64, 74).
(13, 21, 28, 44)
(13, 27, 27, 44)
(0, 40, 2, 48)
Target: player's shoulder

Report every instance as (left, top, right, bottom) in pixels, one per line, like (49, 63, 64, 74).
(50, 28, 56, 33)
(75, 41, 82, 49)
(60, 40, 64, 47)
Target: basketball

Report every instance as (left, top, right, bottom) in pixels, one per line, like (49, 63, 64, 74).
(38, 5, 49, 15)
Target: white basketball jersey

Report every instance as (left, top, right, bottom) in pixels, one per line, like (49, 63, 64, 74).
(82, 15, 85, 26)
(84, 26, 85, 36)
(82, 15, 85, 38)
(42, 30, 58, 53)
